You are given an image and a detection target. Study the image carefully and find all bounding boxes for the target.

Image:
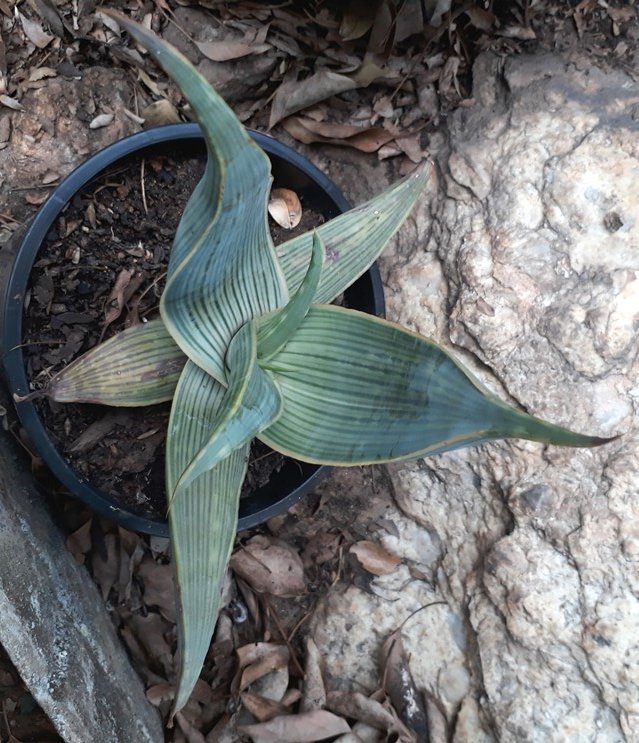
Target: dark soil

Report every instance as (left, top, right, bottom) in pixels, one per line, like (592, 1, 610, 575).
(22, 145, 326, 519)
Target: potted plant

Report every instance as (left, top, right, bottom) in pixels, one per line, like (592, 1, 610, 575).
(2, 122, 390, 537)
(5, 11, 611, 716)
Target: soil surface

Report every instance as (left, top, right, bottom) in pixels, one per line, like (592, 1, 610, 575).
(22, 145, 323, 519)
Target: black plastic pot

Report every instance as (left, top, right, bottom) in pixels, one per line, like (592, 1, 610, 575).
(2, 123, 385, 537)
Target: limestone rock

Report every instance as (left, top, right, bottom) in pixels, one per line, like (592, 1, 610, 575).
(308, 53, 638, 741)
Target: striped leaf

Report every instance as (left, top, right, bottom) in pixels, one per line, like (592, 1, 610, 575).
(166, 360, 247, 714)
(173, 323, 282, 495)
(105, 10, 288, 384)
(259, 306, 610, 464)
(47, 163, 429, 405)
(46, 319, 184, 406)
(277, 161, 429, 303)
(258, 231, 324, 361)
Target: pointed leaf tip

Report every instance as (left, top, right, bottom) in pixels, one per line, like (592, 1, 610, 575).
(260, 306, 614, 465)
(258, 230, 325, 361)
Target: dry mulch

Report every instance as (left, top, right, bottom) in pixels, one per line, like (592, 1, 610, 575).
(1, 0, 637, 740)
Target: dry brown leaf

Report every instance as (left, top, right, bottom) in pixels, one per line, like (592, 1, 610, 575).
(24, 191, 48, 205)
(138, 556, 176, 622)
(464, 7, 495, 31)
(344, 721, 382, 742)
(498, 25, 536, 40)
(141, 99, 181, 127)
(237, 643, 289, 691)
(268, 188, 302, 229)
(300, 637, 325, 713)
(607, 6, 636, 23)
(103, 269, 132, 327)
(350, 540, 401, 575)
(395, 135, 428, 164)
(176, 711, 207, 743)
(138, 68, 164, 96)
(18, 11, 54, 49)
(0, 95, 24, 112)
(339, 0, 381, 41)
(67, 412, 127, 454)
(196, 39, 271, 62)
(230, 535, 306, 596)
(146, 682, 174, 706)
(29, 0, 66, 37)
(66, 519, 92, 564)
(129, 612, 174, 676)
(238, 710, 350, 743)
(28, 66, 57, 82)
(118, 527, 145, 605)
(250, 666, 289, 704)
(301, 532, 340, 568)
(282, 116, 396, 153)
(269, 70, 358, 128)
(0, 116, 9, 143)
(205, 714, 237, 743)
(350, 58, 387, 87)
(91, 533, 119, 600)
(241, 691, 286, 722)
(326, 691, 397, 733)
(380, 631, 428, 740)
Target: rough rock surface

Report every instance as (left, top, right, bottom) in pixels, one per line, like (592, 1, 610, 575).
(307, 54, 638, 741)
(0, 428, 163, 741)
(0, 67, 137, 233)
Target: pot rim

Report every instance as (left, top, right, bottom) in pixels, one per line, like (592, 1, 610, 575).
(2, 122, 385, 536)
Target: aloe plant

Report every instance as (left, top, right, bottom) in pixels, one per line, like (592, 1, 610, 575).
(40, 11, 610, 715)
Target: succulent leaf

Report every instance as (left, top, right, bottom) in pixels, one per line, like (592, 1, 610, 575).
(104, 9, 288, 384)
(47, 163, 430, 405)
(259, 306, 611, 463)
(277, 161, 429, 303)
(166, 361, 247, 715)
(173, 323, 282, 495)
(46, 319, 184, 406)
(258, 231, 325, 361)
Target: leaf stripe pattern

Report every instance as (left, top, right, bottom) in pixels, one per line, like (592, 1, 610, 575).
(48, 319, 185, 406)
(277, 162, 429, 303)
(175, 323, 283, 493)
(165, 360, 248, 715)
(260, 306, 610, 464)
(108, 11, 288, 384)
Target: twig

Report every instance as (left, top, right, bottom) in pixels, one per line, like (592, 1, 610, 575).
(140, 158, 148, 215)
(263, 596, 305, 678)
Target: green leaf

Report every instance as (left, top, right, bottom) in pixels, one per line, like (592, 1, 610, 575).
(174, 323, 282, 495)
(46, 319, 184, 406)
(48, 162, 429, 405)
(258, 231, 325, 361)
(166, 361, 247, 714)
(259, 306, 611, 464)
(276, 161, 429, 303)
(105, 10, 288, 383)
